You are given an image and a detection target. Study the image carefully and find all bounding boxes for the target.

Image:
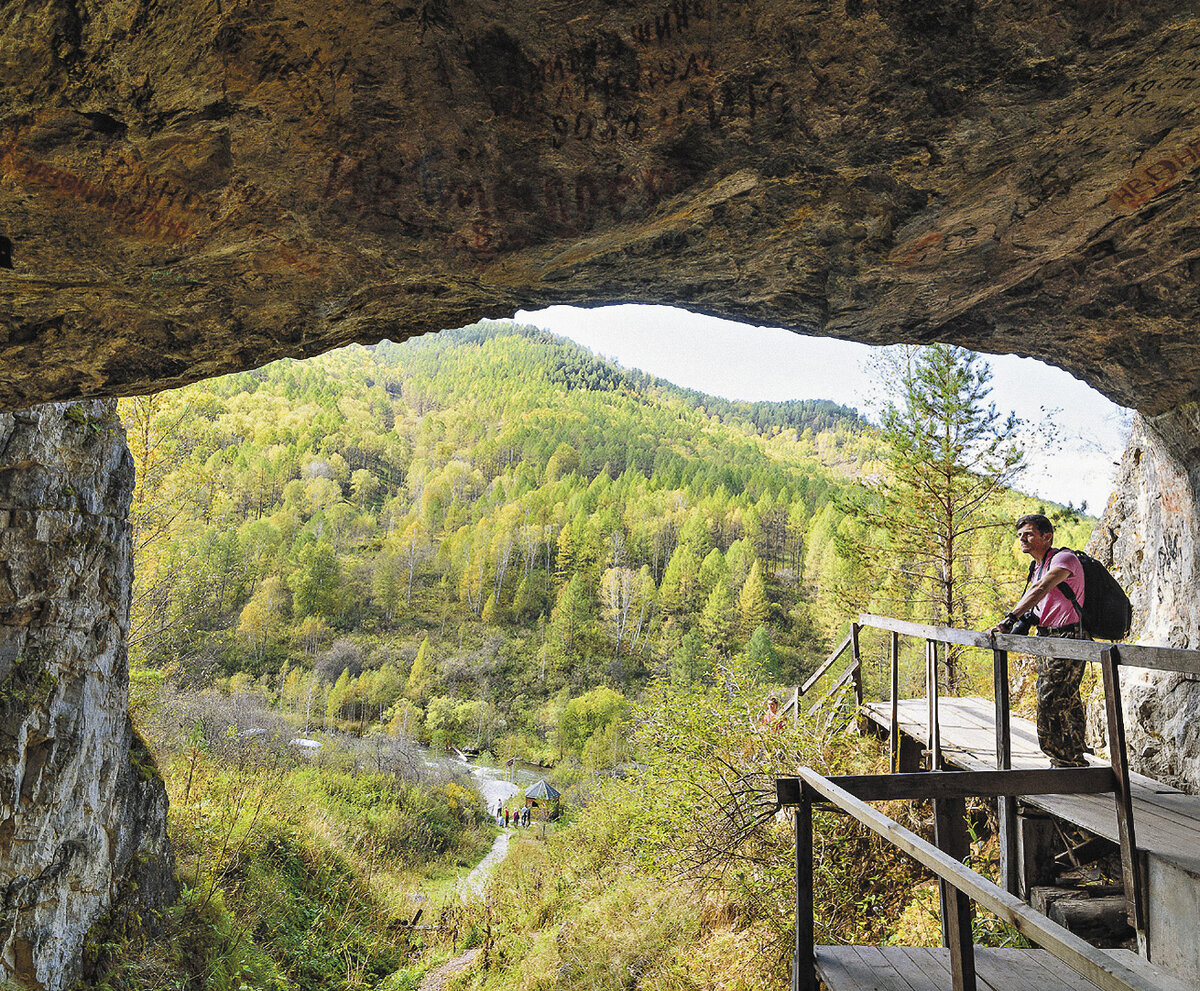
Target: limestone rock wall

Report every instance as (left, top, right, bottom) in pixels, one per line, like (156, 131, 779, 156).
(1092, 407, 1200, 789)
(0, 401, 175, 991)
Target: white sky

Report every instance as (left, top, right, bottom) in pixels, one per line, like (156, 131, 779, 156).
(512, 304, 1133, 514)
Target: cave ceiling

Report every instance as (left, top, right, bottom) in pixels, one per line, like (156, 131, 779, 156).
(3, 0, 1200, 415)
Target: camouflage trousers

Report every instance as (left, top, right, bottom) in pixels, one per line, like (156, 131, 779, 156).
(1035, 627, 1089, 767)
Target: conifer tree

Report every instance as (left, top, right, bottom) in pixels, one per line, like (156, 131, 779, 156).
(659, 546, 699, 616)
(327, 668, 352, 727)
(372, 548, 404, 622)
(700, 579, 735, 657)
(670, 629, 706, 685)
(291, 542, 341, 618)
(513, 574, 540, 621)
(697, 548, 728, 602)
(549, 574, 591, 656)
(855, 344, 1026, 687)
(738, 560, 770, 635)
(406, 637, 434, 702)
(743, 625, 775, 677)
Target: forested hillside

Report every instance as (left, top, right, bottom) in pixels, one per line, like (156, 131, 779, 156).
(122, 321, 1090, 764)
(111, 322, 1100, 990)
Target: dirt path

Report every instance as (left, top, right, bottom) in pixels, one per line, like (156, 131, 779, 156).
(461, 828, 511, 899)
(419, 947, 481, 991)
(417, 825, 513, 988)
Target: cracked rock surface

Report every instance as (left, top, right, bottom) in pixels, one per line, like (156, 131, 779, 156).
(0, 401, 175, 991)
(1091, 407, 1200, 792)
(4, 1, 1200, 415)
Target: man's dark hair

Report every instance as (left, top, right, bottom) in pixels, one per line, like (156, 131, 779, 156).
(1015, 513, 1053, 534)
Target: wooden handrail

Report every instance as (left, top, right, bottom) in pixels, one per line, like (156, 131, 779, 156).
(784, 630, 857, 720)
(799, 630, 854, 696)
(858, 614, 1147, 935)
(806, 665, 855, 715)
(858, 613, 1200, 676)
(784, 767, 1179, 991)
(779, 766, 1117, 802)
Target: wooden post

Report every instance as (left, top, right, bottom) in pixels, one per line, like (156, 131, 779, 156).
(993, 647, 1019, 895)
(935, 795, 977, 991)
(794, 798, 815, 991)
(890, 630, 900, 774)
(844, 619, 864, 700)
(1100, 646, 1148, 953)
(927, 639, 942, 770)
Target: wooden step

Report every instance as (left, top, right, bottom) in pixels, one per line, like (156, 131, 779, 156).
(813, 945, 1188, 991)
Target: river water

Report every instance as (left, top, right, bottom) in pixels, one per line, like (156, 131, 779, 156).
(418, 748, 545, 815)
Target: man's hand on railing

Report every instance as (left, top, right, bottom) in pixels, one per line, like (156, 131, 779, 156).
(987, 618, 1013, 639)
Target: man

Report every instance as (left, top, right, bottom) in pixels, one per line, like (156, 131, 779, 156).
(989, 514, 1089, 767)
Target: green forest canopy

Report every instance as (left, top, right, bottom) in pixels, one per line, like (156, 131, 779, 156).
(122, 321, 1093, 764)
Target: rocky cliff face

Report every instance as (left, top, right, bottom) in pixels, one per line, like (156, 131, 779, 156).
(0, 401, 175, 991)
(1093, 409, 1200, 790)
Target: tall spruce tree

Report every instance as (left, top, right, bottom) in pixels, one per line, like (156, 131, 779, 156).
(856, 344, 1025, 687)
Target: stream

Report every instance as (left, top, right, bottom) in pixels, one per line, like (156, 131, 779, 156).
(418, 748, 544, 811)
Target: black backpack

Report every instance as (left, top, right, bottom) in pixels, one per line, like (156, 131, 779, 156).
(1024, 548, 1133, 640)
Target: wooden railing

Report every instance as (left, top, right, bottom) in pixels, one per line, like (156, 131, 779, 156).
(853, 613, 1200, 933)
(787, 614, 1200, 965)
(777, 767, 1181, 991)
(781, 626, 862, 722)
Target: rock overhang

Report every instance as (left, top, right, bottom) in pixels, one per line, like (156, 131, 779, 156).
(3, 0, 1200, 414)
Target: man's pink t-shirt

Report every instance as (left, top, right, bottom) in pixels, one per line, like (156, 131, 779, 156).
(1033, 548, 1085, 628)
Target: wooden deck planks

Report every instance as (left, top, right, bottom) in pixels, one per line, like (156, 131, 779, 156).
(814, 946, 1109, 991)
(862, 698, 1200, 878)
(849, 946, 926, 991)
(1106, 950, 1196, 991)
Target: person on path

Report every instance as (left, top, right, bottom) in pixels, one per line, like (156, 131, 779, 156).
(761, 694, 784, 732)
(504, 808, 510, 827)
(523, 806, 530, 827)
(988, 513, 1090, 767)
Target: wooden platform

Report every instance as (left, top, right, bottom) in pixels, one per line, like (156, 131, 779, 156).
(862, 698, 1200, 879)
(814, 946, 1189, 991)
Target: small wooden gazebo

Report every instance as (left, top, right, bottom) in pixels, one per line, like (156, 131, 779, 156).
(523, 779, 561, 818)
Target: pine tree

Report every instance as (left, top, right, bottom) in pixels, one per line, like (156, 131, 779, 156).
(743, 625, 774, 678)
(549, 574, 591, 657)
(699, 579, 735, 657)
(513, 574, 540, 620)
(291, 542, 341, 618)
(697, 547, 728, 602)
(658, 546, 699, 615)
(854, 344, 1026, 687)
(738, 560, 770, 635)
(670, 629, 706, 685)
